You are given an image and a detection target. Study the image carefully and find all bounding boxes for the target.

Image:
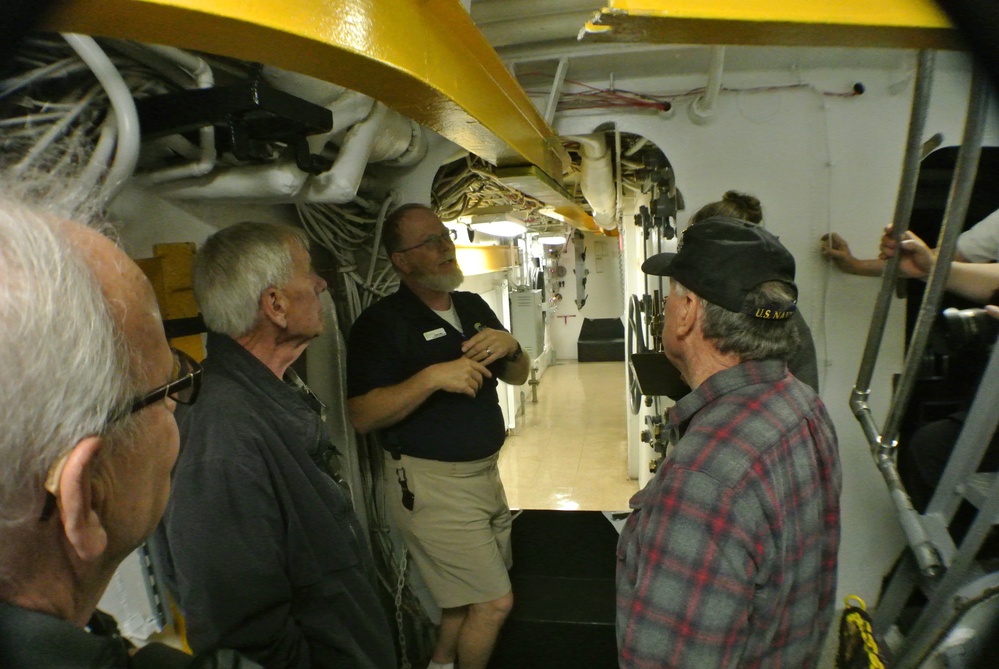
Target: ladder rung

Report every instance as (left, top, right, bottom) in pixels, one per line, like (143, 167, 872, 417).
(963, 472, 999, 519)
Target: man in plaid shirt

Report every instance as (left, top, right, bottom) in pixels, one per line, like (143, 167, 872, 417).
(617, 217, 842, 668)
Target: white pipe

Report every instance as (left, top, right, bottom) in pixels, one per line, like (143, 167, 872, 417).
(62, 33, 140, 202)
(70, 112, 118, 207)
(366, 112, 427, 166)
(262, 65, 346, 107)
(380, 120, 427, 167)
(544, 57, 569, 125)
(137, 45, 217, 184)
(368, 110, 416, 162)
(563, 133, 617, 230)
(689, 46, 725, 125)
(158, 162, 308, 200)
(151, 67, 419, 202)
(304, 102, 389, 203)
(307, 90, 375, 156)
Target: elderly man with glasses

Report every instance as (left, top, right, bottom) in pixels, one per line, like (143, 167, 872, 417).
(0, 196, 212, 668)
(347, 203, 529, 669)
(158, 222, 395, 669)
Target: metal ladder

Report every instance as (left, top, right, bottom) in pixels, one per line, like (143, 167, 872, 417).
(850, 51, 999, 668)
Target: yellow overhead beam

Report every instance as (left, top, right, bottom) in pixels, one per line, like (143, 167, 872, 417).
(583, 0, 961, 49)
(42, 0, 567, 181)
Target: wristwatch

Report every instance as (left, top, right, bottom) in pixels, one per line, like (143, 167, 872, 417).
(506, 343, 523, 363)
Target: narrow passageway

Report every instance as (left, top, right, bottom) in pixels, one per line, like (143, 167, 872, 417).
(492, 361, 632, 668)
(498, 360, 637, 511)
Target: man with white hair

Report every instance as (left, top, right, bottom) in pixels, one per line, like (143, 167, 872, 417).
(617, 217, 842, 669)
(159, 222, 395, 669)
(0, 197, 204, 667)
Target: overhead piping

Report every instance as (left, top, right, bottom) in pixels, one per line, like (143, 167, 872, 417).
(62, 34, 141, 202)
(149, 62, 427, 203)
(689, 46, 725, 124)
(563, 133, 617, 230)
(305, 102, 389, 203)
(44, 0, 569, 181)
(134, 44, 217, 185)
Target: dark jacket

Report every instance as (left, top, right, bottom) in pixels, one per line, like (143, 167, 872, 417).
(0, 603, 138, 669)
(0, 602, 257, 669)
(159, 333, 395, 669)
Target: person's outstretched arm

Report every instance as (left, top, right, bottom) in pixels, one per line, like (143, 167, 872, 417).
(820, 233, 885, 276)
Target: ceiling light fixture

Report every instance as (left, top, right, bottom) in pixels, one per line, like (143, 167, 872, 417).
(468, 215, 527, 238)
(537, 235, 567, 246)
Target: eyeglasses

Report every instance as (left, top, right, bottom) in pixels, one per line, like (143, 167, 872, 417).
(395, 228, 457, 254)
(125, 348, 202, 418)
(39, 348, 202, 521)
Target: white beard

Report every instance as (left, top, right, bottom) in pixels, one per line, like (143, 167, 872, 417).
(416, 266, 464, 292)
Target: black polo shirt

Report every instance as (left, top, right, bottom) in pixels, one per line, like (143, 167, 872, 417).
(346, 283, 508, 461)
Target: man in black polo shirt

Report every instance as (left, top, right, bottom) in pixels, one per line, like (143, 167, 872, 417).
(347, 203, 529, 669)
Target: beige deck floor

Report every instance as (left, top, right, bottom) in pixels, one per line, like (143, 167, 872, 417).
(498, 360, 638, 512)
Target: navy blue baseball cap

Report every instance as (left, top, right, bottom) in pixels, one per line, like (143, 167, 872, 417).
(641, 216, 798, 320)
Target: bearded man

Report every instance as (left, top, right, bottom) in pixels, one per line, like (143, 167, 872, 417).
(347, 203, 528, 669)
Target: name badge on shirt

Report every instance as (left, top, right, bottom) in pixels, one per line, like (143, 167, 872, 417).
(424, 327, 447, 341)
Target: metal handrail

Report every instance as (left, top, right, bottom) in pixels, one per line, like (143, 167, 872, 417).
(849, 55, 989, 579)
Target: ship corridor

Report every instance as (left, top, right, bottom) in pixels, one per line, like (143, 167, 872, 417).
(491, 360, 636, 669)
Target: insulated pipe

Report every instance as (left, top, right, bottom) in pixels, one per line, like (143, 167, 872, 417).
(61, 33, 140, 202)
(138, 44, 217, 184)
(72, 112, 118, 205)
(262, 66, 346, 107)
(264, 72, 424, 168)
(304, 102, 390, 203)
(380, 120, 428, 168)
(158, 162, 308, 200)
(367, 111, 420, 163)
(689, 46, 725, 124)
(308, 91, 375, 155)
(158, 97, 414, 202)
(563, 133, 617, 230)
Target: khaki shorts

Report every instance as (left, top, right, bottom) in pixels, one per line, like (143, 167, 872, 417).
(386, 452, 513, 609)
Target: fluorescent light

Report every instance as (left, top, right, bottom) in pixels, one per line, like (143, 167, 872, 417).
(469, 218, 527, 237)
(537, 235, 566, 246)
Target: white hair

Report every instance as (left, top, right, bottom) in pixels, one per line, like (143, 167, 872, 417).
(193, 222, 310, 338)
(674, 280, 800, 361)
(0, 197, 134, 527)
